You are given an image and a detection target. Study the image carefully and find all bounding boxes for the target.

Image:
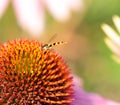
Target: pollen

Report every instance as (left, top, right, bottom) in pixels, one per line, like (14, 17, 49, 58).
(0, 39, 73, 105)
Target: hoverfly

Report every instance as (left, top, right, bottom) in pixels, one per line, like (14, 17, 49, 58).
(41, 34, 67, 50)
(42, 41, 67, 50)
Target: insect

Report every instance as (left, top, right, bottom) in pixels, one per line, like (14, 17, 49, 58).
(42, 41, 67, 50)
(41, 34, 67, 50)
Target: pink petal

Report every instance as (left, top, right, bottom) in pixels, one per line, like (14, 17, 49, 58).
(89, 93, 120, 105)
(0, 0, 9, 18)
(44, 0, 71, 22)
(72, 85, 93, 105)
(73, 75, 83, 87)
(72, 85, 120, 105)
(72, 76, 120, 105)
(12, 0, 45, 37)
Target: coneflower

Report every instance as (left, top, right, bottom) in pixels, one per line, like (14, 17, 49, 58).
(0, 39, 120, 105)
(0, 39, 73, 105)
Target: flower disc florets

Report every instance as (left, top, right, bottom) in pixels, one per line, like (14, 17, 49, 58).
(0, 39, 73, 105)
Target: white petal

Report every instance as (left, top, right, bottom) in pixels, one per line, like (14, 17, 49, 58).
(113, 15, 120, 34)
(105, 38, 120, 56)
(0, 0, 9, 18)
(101, 23, 120, 46)
(45, 0, 71, 22)
(12, 0, 45, 37)
(67, 0, 84, 11)
(111, 55, 120, 64)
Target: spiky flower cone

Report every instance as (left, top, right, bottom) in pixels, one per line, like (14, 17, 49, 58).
(0, 39, 73, 105)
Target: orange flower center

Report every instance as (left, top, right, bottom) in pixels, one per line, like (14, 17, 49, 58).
(0, 39, 73, 105)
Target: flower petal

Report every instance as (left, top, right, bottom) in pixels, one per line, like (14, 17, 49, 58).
(45, 0, 71, 22)
(113, 15, 120, 34)
(72, 85, 120, 105)
(111, 55, 120, 64)
(73, 75, 83, 87)
(0, 0, 9, 18)
(89, 93, 120, 105)
(67, 0, 84, 11)
(72, 85, 93, 105)
(105, 38, 120, 56)
(12, 0, 45, 37)
(101, 23, 120, 46)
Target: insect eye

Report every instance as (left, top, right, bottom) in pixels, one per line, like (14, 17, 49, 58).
(41, 41, 67, 51)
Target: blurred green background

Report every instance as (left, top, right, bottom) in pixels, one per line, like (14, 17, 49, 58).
(0, 0, 120, 102)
